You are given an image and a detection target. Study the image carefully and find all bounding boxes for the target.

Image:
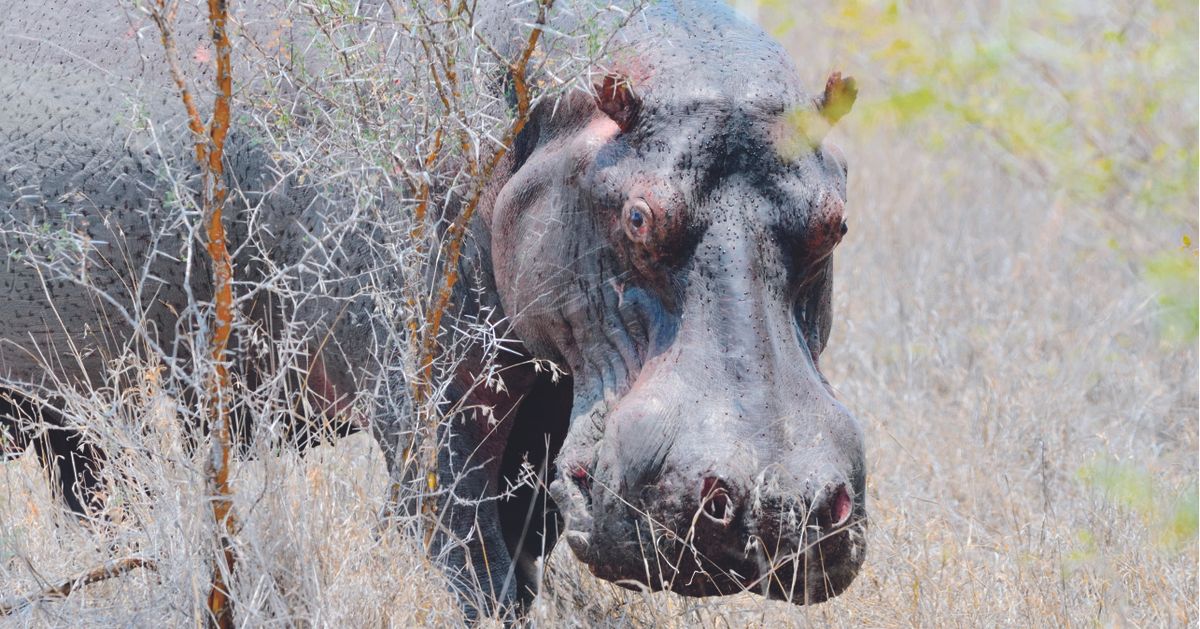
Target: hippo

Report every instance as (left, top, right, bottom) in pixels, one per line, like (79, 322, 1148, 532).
(0, 0, 865, 617)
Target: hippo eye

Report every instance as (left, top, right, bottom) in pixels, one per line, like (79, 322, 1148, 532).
(623, 199, 653, 242)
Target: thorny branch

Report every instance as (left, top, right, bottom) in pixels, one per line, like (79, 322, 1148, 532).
(201, 0, 236, 626)
(147, 1, 207, 164)
(407, 0, 556, 535)
(148, 0, 238, 626)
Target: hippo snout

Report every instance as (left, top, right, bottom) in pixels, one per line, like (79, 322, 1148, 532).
(553, 386, 868, 604)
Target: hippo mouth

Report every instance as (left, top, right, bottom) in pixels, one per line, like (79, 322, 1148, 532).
(548, 470, 868, 604)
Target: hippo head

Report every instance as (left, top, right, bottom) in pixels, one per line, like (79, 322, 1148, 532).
(486, 22, 865, 604)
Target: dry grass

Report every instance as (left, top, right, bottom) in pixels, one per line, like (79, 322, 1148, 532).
(1, 0, 1196, 627)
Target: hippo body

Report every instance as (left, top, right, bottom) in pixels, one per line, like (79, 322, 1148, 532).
(0, 0, 865, 615)
(0, 2, 373, 498)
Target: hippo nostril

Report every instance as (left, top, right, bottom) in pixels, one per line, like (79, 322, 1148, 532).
(826, 484, 853, 528)
(570, 465, 592, 505)
(700, 476, 733, 525)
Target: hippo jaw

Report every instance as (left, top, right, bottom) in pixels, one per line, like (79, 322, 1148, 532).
(556, 487, 868, 604)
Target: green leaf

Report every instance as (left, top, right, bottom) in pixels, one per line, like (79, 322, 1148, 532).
(1144, 244, 1200, 344)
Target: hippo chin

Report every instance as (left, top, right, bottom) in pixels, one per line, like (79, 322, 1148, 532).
(1, 0, 865, 615)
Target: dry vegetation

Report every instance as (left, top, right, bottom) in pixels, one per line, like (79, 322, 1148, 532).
(1, 0, 1197, 627)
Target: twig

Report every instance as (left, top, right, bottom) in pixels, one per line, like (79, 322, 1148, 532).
(148, 0, 208, 162)
(0, 558, 157, 616)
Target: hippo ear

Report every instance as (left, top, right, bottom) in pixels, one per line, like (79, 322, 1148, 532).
(817, 71, 857, 126)
(595, 74, 641, 132)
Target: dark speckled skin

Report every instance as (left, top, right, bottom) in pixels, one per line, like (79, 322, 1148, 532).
(1, 7, 218, 508)
(1, 0, 865, 616)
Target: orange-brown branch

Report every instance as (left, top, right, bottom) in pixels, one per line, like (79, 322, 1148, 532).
(150, 1, 207, 164)
(0, 558, 157, 616)
(146, 2, 237, 623)
(203, 1, 237, 626)
(418, 1, 550, 380)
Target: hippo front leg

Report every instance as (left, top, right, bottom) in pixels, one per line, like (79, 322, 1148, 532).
(436, 407, 523, 619)
(373, 361, 542, 620)
(0, 392, 105, 516)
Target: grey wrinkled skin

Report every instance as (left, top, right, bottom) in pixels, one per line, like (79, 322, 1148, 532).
(1, 0, 866, 616)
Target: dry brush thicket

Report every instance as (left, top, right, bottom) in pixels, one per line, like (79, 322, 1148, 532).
(1, 0, 1198, 627)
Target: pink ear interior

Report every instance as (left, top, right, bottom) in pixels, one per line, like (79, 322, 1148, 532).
(818, 71, 857, 125)
(595, 74, 640, 132)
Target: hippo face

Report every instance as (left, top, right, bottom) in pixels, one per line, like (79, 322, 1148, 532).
(487, 34, 865, 603)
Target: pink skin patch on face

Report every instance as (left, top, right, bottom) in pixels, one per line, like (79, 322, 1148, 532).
(584, 116, 621, 148)
(806, 189, 846, 254)
(570, 464, 591, 493)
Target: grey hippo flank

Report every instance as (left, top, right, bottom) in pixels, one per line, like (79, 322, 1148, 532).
(0, 0, 866, 615)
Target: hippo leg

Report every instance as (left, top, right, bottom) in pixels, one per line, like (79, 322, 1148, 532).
(0, 391, 34, 460)
(369, 382, 520, 619)
(437, 395, 527, 619)
(367, 354, 571, 618)
(495, 372, 572, 608)
(0, 391, 105, 516)
(369, 355, 551, 618)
